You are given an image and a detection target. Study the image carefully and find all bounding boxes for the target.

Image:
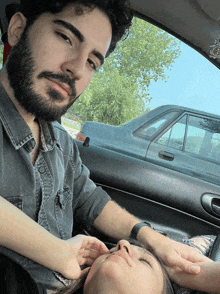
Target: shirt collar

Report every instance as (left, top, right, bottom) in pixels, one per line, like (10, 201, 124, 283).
(0, 82, 60, 151)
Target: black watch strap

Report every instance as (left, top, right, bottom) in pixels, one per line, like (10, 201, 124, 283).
(130, 221, 151, 240)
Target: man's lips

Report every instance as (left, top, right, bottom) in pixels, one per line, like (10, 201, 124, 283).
(47, 78, 72, 97)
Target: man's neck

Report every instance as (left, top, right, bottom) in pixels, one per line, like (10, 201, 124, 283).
(0, 68, 36, 128)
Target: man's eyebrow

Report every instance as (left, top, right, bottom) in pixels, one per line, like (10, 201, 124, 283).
(53, 19, 84, 42)
(93, 50, 105, 66)
(53, 19, 105, 66)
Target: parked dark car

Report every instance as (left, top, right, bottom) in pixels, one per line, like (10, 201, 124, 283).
(77, 105, 220, 187)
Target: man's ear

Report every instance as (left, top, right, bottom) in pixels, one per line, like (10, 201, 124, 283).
(7, 12, 27, 47)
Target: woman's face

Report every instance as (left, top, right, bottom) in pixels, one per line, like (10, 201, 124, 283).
(83, 240, 165, 294)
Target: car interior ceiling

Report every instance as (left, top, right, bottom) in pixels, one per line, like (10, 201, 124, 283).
(130, 0, 220, 69)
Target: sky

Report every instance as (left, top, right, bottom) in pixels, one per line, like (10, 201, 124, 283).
(148, 42, 220, 116)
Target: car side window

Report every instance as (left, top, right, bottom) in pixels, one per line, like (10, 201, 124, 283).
(185, 116, 207, 156)
(211, 133, 220, 161)
(186, 116, 220, 161)
(137, 111, 178, 138)
(157, 114, 220, 161)
(157, 116, 186, 150)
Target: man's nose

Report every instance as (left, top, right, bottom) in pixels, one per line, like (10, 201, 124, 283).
(117, 240, 132, 254)
(61, 54, 86, 81)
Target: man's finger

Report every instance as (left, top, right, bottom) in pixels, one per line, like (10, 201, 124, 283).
(78, 248, 102, 259)
(81, 238, 109, 253)
(185, 251, 212, 263)
(78, 256, 95, 266)
(176, 257, 201, 274)
(91, 242, 109, 253)
(79, 267, 90, 279)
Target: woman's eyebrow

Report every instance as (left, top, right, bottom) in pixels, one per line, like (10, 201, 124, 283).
(53, 19, 105, 66)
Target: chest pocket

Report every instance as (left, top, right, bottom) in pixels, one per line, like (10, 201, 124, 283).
(55, 187, 73, 239)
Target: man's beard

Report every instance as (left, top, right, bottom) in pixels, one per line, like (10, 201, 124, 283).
(6, 27, 78, 122)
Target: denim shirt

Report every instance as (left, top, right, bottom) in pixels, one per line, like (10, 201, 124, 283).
(0, 83, 111, 289)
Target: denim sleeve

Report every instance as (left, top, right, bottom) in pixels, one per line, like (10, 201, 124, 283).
(71, 141, 111, 229)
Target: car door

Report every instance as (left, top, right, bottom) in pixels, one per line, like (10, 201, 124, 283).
(146, 112, 220, 186)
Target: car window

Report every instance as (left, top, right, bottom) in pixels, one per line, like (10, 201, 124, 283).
(211, 133, 220, 162)
(157, 115, 186, 150)
(185, 116, 208, 156)
(186, 115, 220, 161)
(156, 114, 220, 162)
(136, 111, 178, 138)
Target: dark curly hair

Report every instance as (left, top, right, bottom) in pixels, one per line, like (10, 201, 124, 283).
(12, 0, 133, 57)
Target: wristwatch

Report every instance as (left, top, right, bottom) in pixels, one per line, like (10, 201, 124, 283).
(130, 221, 152, 240)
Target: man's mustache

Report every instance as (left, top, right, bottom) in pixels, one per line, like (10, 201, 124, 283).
(37, 71, 76, 97)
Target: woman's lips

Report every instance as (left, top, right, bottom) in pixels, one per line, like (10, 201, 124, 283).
(108, 251, 132, 267)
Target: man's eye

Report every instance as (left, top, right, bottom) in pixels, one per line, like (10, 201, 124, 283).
(56, 32, 72, 45)
(88, 59, 97, 71)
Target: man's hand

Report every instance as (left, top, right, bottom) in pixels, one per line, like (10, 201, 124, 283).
(166, 259, 220, 293)
(152, 237, 211, 274)
(61, 234, 109, 280)
(165, 264, 195, 287)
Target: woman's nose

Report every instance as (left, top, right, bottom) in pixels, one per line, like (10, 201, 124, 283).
(117, 240, 132, 254)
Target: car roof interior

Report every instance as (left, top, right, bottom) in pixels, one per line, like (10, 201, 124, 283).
(130, 0, 220, 69)
(1, 0, 220, 69)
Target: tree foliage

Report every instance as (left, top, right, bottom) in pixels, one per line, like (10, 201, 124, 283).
(68, 17, 181, 125)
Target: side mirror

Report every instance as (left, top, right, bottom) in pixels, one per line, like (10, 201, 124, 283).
(83, 137, 90, 147)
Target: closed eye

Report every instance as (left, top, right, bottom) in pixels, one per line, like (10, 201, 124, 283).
(56, 31, 72, 45)
(139, 258, 152, 268)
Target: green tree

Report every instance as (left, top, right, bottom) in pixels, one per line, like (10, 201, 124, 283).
(68, 17, 181, 125)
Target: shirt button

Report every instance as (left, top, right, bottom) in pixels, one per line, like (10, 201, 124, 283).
(38, 167, 46, 174)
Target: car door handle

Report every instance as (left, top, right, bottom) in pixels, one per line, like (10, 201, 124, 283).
(202, 194, 220, 217)
(158, 151, 174, 161)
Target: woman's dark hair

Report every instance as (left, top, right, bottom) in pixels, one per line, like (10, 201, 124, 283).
(11, 0, 133, 57)
(158, 257, 175, 294)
